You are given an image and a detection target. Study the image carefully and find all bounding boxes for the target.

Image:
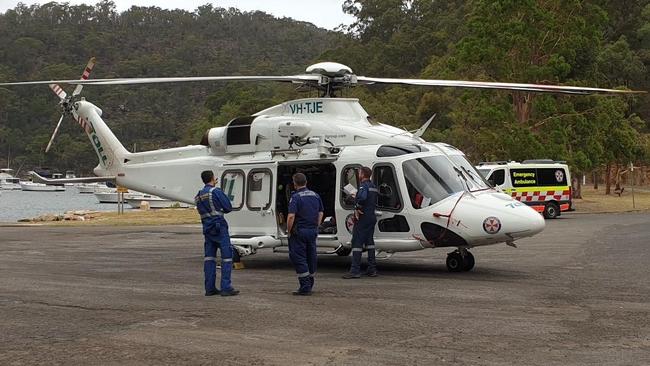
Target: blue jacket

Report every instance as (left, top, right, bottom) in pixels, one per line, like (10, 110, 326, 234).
(288, 187, 324, 230)
(195, 184, 233, 228)
(355, 180, 378, 219)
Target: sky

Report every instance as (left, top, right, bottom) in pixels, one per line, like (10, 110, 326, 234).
(0, 0, 355, 30)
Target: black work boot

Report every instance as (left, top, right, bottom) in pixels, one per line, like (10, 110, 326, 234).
(220, 288, 240, 296)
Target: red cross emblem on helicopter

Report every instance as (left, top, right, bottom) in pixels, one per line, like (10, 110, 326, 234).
(483, 217, 501, 234)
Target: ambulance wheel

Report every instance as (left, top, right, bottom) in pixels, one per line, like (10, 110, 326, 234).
(446, 252, 464, 272)
(336, 247, 352, 256)
(462, 252, 475, 271)
(543, 202, 560, 219)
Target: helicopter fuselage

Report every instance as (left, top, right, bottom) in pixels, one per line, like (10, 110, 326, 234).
(72, 96, 545, 265)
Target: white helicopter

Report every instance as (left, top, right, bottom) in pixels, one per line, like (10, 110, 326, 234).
(1, 59, 640, 271)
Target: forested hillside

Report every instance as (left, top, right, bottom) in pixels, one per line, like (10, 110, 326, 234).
(1, 0, 649, 192)
(0, 1, 336, 173)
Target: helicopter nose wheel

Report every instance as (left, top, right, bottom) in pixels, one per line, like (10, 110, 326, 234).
(446, 249, 475, 272)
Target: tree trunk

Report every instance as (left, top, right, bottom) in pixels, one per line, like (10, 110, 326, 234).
(593, 169, 599, 189)
(605, 163, 611, 195)
(512, 92, 534, 123)
(571, 176, 582, 199)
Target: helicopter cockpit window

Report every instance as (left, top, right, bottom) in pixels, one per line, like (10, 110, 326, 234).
(221, 170, 245, 210)
(340, 165, 361, 209)
(376, 144, 428, 157)
(447, 155, 490, 191)
(373, 165, 402, 211)
(247, 169, 272, 211)
(402, 156, 465, 209)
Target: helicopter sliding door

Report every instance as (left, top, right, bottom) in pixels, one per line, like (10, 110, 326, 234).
(222, 165, 277, 236)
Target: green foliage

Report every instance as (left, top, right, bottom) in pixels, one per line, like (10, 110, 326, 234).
(0, 2, 335, 173)
(0, 0, 648, 179)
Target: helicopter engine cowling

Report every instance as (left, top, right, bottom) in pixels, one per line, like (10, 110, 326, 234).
(207, 126, 227, 155)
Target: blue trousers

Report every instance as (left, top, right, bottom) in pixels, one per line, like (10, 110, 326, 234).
(350, 218, 377, 275)
(203, 221, 233, 292)
(288, 228, 318, 293)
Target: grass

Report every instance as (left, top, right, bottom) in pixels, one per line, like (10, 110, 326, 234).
(574, 186, 650, 213)
(42, 208, 200, 226)
(27, 186, 650, 227)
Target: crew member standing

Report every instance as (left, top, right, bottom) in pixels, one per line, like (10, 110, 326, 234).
(195, 170, 239, 296)
(343, 166, 378, 279)
(286, 173, 323, 295)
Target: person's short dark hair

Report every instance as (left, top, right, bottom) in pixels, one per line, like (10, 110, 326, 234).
(292, 173, 307, 187)
(360, 167, 372, 179)
(201, 170, 214, 184)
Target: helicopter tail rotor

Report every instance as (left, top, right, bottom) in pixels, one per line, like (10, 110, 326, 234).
(43, 58, 96, 153)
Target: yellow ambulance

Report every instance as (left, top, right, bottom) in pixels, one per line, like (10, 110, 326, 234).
(476, 160, 572, 219)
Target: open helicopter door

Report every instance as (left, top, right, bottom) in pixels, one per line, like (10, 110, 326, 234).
(221, 164, 277, 237)
(338, 163, 413, 252)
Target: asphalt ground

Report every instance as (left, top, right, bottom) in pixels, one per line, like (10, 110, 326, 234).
(0, 212, 649, 365)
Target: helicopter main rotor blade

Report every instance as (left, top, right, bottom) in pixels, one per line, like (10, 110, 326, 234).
(356, 76, 645, 95)
(45, 114, 65, 153)
(72, 57, 97, 96)
(0, 75, 321, 87)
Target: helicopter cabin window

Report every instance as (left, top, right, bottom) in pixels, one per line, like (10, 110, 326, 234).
(402, 156, 465, 209)
(246, 169, 272, 211)
(221, 170, 245, 210)
(488, 169, 506, 186)
(373, 164, 402, 212)
(340, 165, 361, 210)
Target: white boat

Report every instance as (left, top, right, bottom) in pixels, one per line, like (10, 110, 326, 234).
(0, 169, 21, 190)
(20, 181, 65, 192)
(93, 188, 135, 203)
(125, 194, 192, 209)
(77, 182, 103, 194)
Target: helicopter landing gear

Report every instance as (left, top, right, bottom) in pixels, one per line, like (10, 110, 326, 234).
(446, 249, 475, 272)
(335, 246, 352, 256)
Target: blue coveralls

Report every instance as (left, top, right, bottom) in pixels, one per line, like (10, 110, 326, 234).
(350, 180, 378, 275)
(288, 187, 324, 293)
(195, 184, 234, 293)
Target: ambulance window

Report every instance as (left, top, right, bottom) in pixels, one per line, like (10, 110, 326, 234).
(489, 169, 505, 186)
(510, 168, 537, 187)
(373, 164, 402, 212)
(221, 170, 245, 210)
(340, 165, 361, 209)
(537, 168, 567, 186)
(246, 169, 272, 211)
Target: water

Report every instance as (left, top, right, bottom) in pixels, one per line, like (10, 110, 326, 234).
(0, 188, 124, 223)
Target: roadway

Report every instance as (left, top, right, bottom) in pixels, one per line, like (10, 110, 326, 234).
(0, 212, 649, 365)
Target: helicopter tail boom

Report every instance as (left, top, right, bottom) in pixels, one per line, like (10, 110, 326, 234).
(74, 101, 130, 176)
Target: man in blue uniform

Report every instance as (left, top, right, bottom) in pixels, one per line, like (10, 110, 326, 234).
(286, 173, 324, 295)
(343, 166, 378, 279)
(195, 170, 239, 296)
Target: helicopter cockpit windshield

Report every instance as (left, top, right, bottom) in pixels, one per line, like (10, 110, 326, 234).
(403, 156, 466, 209)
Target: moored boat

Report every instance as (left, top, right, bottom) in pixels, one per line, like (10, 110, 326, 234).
(0, 169, 21, 190)
(125, 194, 192, 209)
(20, 181, 66, 192)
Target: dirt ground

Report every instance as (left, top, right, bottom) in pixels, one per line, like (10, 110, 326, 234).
(574, 186, 650, 213)
(1, 212, 649, 365)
